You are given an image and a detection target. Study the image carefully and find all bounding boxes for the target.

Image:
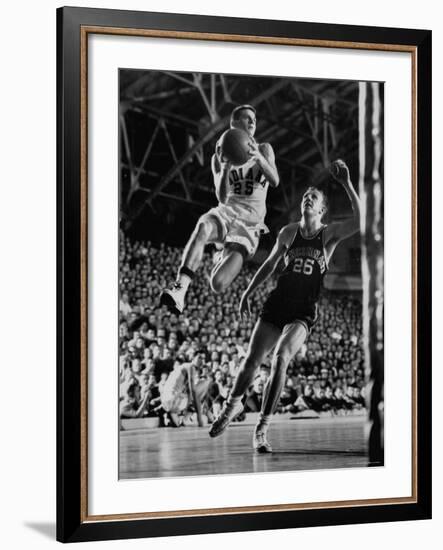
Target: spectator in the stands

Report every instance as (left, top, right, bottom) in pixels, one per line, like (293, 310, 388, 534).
(245, 379, 264, 412)
(120, 382, 150, 419)
(119, 236, 366, 423)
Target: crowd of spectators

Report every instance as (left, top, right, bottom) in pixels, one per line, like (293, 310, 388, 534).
(119, 234, 366, 424)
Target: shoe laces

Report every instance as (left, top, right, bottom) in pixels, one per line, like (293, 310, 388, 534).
(172, 282, 183, 290)
(255, 429, 268, 443)
(217, 402, 233, 420)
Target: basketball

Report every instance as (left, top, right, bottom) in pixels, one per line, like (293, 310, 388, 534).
(219, 128, 250, 166)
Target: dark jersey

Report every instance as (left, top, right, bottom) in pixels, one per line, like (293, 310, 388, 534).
(272, 224, 328, 305)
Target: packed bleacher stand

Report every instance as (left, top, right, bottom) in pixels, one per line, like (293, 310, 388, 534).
(119, 234, 366, 424)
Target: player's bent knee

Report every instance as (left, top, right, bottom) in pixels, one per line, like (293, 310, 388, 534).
(194, 218, 213, 244)
(225, 242, 249, 261)
(210, 277, 223, 294)
(210, 271, 230, 294)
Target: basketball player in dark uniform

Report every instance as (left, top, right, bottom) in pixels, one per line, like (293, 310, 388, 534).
(160, 105, 279, 315)
(209, 159, 360, 452)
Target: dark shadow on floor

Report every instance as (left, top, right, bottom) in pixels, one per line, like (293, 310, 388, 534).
(268, 449, 367, 457)
(24, 522, 56, 540)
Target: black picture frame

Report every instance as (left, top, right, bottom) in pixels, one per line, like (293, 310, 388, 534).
(57, 6, 432, 543)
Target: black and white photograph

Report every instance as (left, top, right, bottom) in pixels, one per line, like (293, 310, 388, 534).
(55, 3, 430, 544)
(118, 69, 384, 480)
(0, 0, 436, 546)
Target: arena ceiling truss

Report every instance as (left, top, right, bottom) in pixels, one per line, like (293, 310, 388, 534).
(119, 70, 359, 231)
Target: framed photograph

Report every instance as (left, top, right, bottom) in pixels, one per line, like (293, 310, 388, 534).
(57, 6, 431, 543)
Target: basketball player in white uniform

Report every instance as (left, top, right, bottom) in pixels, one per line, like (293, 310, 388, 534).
(160, 105, 280, 315)
(209, 160, 361, 452)
(161, 357, 210, 427)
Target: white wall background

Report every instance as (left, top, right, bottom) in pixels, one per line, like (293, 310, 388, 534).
(0, 1, 437, 548)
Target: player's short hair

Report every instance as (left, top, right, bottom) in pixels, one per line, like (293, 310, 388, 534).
(230, 104, 256, 124)
(304, 186, 329, 217)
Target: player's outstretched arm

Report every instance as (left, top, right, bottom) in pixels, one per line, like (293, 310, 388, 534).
(239, 225, 293, 317)
(248, 141, 280, 187)
(325, 159, 361, 246)
(211, 149, 232, 204)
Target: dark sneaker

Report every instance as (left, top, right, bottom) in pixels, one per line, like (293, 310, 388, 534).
(209, 400, 244, 438)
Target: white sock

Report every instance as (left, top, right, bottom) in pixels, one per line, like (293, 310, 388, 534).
(176, 273, 191, 293)
(257, 412, 271, 432)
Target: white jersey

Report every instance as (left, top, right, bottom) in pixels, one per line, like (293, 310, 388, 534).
(225, 156, 269, 224)
(161, 364, 189, 413)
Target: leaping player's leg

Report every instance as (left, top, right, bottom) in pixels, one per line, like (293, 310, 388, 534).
(181, 216, 220, 273)
(210, 245, 245, 294)
(160, 214, 222, 314)
(210, 222, 260, 293)
(209, 319, 280, 437)
(254, 321, 308, 453)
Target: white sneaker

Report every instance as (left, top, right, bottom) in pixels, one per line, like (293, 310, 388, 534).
(159, 283, 185, 314)
(253, 426, 273, 453)
(209, 400, 243, 438)
(212, 247, 224, 267)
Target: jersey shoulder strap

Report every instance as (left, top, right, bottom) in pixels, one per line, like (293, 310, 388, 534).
(281, 222, 299, 250)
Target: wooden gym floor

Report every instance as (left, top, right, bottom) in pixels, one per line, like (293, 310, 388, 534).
(119, 416, 368, 480)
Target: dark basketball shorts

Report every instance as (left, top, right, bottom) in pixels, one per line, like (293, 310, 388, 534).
(259, 295, 318, 334)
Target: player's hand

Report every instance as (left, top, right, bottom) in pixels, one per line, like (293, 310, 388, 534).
(219, 155, 232, 171)
(215, 144, 232, 170)
(329, 159, 351, 185)
(247, 139, 263, 163)
(239, 293, 251, 319)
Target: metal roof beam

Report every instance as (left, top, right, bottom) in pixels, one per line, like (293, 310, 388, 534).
(141, 79, 289, 209)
